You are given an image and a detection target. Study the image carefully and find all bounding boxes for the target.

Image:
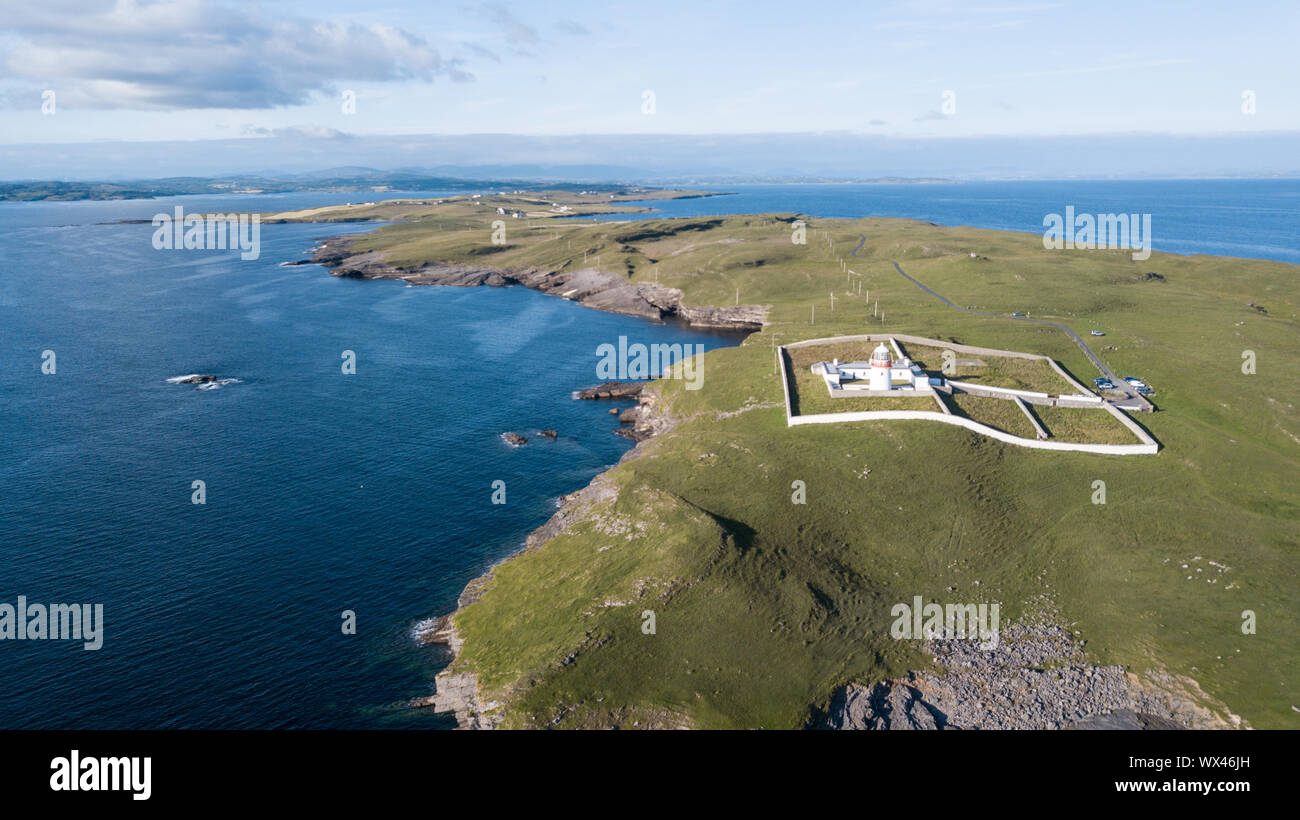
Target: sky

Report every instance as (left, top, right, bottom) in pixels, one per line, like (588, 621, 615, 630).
(0, 0, 1297, 178)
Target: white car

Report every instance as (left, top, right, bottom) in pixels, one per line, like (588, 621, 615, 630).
(1123, 376, 1146, 388)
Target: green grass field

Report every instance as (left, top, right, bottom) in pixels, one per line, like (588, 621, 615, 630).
(946, 393, 1040, 438)
(282, 193, 1300, 728)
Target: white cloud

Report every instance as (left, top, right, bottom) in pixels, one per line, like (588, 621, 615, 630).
(0, 0, 473, 110)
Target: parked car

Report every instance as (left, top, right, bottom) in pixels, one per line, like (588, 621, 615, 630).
(1093, 377, 1116, 390)
(1123, 376, 1146, 387)
(1090, 330, 1105, 336)
(1011, 311, 1026, 317)
(1136, 386, 1154, 396)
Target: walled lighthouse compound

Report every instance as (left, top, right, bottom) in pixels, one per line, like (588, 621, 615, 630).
(784, 334, 1160, 456)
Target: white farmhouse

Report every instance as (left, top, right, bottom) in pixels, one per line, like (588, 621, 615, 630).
(811, 342, 937, 394)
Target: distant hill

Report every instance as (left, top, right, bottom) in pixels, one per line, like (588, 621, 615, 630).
(0, 172, 636, 202)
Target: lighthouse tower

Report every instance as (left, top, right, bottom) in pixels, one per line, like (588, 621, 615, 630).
(868, 343, 893, 390)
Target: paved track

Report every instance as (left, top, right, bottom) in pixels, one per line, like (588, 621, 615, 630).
(885, 260, 1152, 411)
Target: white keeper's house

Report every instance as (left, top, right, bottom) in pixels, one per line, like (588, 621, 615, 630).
(811, 342, 938, 394)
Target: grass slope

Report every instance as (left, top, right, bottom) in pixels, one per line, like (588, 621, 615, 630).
(299, 195, 1298, 728)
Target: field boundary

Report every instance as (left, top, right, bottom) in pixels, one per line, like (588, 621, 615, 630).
(778, 334, 1159, 456)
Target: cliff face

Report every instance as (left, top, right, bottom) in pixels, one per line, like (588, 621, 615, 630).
(305, 236, 767, 331)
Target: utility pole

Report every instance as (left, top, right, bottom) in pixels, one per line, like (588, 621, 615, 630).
(830, 291, 835, 311)
(811, 304, 815, 325)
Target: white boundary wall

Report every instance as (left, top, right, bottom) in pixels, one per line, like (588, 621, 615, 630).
(778, 334, 1158, 456)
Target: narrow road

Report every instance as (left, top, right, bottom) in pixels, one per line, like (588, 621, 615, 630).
(888, 260, 1151, 411)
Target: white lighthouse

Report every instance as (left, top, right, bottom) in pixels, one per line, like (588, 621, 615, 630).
(808, 338, 936, 395)
(868, 343, 893, 390)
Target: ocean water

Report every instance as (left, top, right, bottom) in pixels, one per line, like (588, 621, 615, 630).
(1, 180, 1296, 729)
(0, 191, 742, 729)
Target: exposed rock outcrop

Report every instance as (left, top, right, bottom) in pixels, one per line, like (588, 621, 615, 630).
(576, 381, 644, 400)
(812, 612, 1246, 731)
(308, 235, 767, 331)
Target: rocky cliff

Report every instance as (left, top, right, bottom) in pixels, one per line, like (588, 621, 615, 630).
(305, 235, 767, 331)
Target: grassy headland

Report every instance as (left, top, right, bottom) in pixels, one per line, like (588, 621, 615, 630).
(272, 191, 1299, 729)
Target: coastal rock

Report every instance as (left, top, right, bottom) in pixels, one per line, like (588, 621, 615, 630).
(537, 429, 558, 440)
(618, 406, 640, 423)
(431, 671, 500, 729)
(306, 236, 768, 331)
(166, 374, 241, 390)
(416, 614, 461, 651)
(577, 381, 644, 399)
(501, 432, 528, 447)
(613, 427, 652, 442)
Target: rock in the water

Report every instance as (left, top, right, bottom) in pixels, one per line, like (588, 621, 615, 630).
(538, 430, 558, 440)
(577, 381, 645, 400)
(501, 432, 528, 447)
(619, 406, 640, 423)
(613, 427, 652, 442)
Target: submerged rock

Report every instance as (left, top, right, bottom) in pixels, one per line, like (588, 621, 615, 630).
(501, 432, 528, 447)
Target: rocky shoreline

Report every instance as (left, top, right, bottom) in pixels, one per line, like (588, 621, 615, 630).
(300, 235, 767, 331)
(418, 384, 673, 728)
(293, 225, 755, 726)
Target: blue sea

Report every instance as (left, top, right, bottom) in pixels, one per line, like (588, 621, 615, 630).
(1, 180, 1296, 729)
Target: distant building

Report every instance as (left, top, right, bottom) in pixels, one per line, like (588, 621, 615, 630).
(496, 207, 506, 215)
